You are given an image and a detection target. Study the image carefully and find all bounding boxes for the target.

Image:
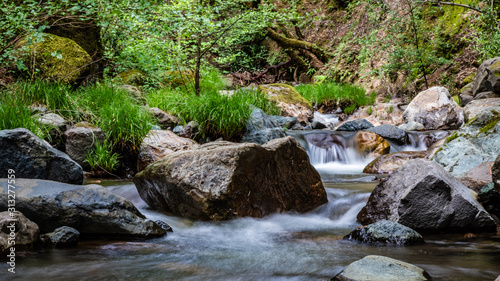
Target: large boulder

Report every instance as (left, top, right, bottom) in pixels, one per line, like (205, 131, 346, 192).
(365, 124, 408, 145)
(1, 212, 39, 253)
(471, 57, 500, 97)
(64, 122, 106, 170)
(0, 128, 83, 184)
(337, 119, 374, 131)
(17, 33, 91, 83)
(357, 159, 497, 233)
(463, 98, 500, 122)
(353, 131, 390, 158)
(433, 109, 500, 177)
(241, 107, 286, 145)
(134, 136, 327, 220)
(344, 220, 424, 245)
(363, 151, 427, 174)
(403, 86, 464, 130)
(332, 255, 431, 281)
(137, 130, 199, 172)
(258, 84, 313, 123)
(0, 179, 166, 238)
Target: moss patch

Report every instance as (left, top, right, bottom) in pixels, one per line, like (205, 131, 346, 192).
(479, 111, 500, 135)
(115, 69, 146, 86)
(258, 83, 312, 109)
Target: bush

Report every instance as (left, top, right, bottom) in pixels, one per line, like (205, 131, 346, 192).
(295, 82, 375, 113)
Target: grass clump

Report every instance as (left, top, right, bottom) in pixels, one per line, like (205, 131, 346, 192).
(85, 140, 120, 173)
(295, 82, 375, 113)
(148, 88, 279, 140)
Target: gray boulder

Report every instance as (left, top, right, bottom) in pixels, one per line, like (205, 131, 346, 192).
(433, 109, 500, 177)
(33, 113, 66, 130)
(463, 98, 500, 122)
(1, 211, 39, 253)
(344, 220, 424, 245)
(149, 107, 181, 129)
(272, 115, 298, 129)
(337, 119, 374, 131)
(41, 226, 80, 248)
(471, 57, 500, 97)
(0, 179, 166, 238)
(363, 151, 427, 175)
(0, 128, 83, 184)
(241, 107, 286, 145)
(357, 159, 497, 234)
(64, 122, 106, 170)
(134, 136, 327, 220)
(332, 255, 431, 281)
(365, 124, 408, 144)
(403, 86, 464, 130)
(179, 121, 199, 139)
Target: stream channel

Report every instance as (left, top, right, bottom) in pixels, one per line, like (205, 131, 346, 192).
(5, 130, 500, 281)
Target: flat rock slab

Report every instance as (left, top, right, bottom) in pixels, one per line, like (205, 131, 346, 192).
(332, 255, 431, 281)
(0, 179, 166, 238)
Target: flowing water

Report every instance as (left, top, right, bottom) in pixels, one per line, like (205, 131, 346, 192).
(3, 130, 500, 280)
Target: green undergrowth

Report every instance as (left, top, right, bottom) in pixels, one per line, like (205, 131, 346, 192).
(295, 82, 375, 113)
(147, 88, 280, 140)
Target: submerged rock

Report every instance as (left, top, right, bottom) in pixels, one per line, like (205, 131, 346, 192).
(403, 86, 464, 130)
(0, 128, 83, 184)
(353, 131, 390, 158)
(41, 226, 80, 248)
(358, 159, 497, 234)
(337, 119, 374, 131)
(258, 83, 313, 123)
(137, 130, 199, 172)
(0, 211, 39, 253)
(0, 179, 166, 238)
(241, 107, 286, 145)
(134, 136, 327, 220)
(363, 151, 427, 174)
(344, 220, 424, 245)
(332, 255, 431, 281)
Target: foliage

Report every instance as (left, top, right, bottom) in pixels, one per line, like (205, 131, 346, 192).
(147, 72, 279, 139)
(295, 82, 375, 112)
(85, 140, 120, 173)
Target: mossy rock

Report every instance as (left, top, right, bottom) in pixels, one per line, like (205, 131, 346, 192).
(115, 70, 146, 86)
(162, 71, 195, 88)
(17, 34, 91, 83)
(258, 83, 312, 109)
(462, 73, 475, 85)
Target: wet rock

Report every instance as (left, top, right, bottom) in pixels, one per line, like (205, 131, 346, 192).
(494, 154, 500, 192)
(357, 159, 497, 234)
(155, 220, 173, 233)
(433, 110, 500, 177)
(363, 151, 427, 174)
(179, 121, 199, 139)
(241, 107, 286, 145)
(134, 136, 327, 220)
(0, 128, 83, 184)
(64, 122, 106, 170)
(458, 162, 493, 192)
(344, 220, 424, 245)
(137, 130, 199, 172)
(403, 86, 464, 130)
(353, 131, 390, 158)
(305, 133, 345, 150)
(471, 57, 500, 97)
(332, 255, 431, 281)
(311, 121, 327, 129)
(365, 124, 408, 145)
(258, 84, 313, 123)
(463, 98, 500, 122)
(1, 211, 39, 253)
(0, 179, 166, 238)
(478, 183, 500, 221)
(41, 226, 80, 248)
(337, 119, 374, 131)
(149, 107, 181, 129)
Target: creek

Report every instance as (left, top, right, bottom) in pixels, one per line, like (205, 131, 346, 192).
(4, 130, 500, 281)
